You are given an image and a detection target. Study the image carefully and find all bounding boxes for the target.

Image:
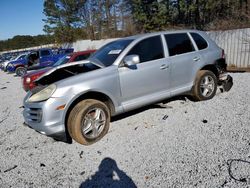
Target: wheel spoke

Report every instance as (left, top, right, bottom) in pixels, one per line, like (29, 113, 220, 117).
(83, 121, 92, 134)
(81, 107, 107, 139)
(95, 120, 105, 129)
(94, 109, 101, 120)
(204, 76, 209, 84)
(208, 88, 212, 93)
(92, 125, 98, 137)
(202, 88, 209, 96)
(84, 114, 90, 120)
(200, 83, 206, 88)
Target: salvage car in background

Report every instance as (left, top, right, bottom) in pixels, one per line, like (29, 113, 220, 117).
(7, 48, 73, 76)
(22, 50, 96, 91)
(0, 53, 27, 72)
(23, 30, 233, 145)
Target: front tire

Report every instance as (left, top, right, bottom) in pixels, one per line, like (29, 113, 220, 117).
(192, 70, 217, 101)
(67, 99, 110, 145)
(15, 67, 27, 77)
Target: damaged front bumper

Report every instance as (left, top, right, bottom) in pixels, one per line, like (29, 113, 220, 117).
(22, 94, 71, 143)
(218, 73, 233, 92)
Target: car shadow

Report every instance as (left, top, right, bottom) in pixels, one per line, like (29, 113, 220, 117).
(79, 157, 137, 188)
(111, 95, 190, 122)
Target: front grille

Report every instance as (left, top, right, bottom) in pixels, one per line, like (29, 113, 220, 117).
(25, 108, 42, 123)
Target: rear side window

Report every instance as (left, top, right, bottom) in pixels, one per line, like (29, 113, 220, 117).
(74, 54, 91, 61)
(127, 36, 164, 63)
(165, 33, 194, 56)
(190, 33, 208, 50)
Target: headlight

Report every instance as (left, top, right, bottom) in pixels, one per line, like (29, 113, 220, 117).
(28, 84, 56, 103)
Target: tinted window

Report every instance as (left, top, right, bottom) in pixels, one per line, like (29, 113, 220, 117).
(127, 36, 164, 63)
(74, 54, 91, 61)
(53, 55, 71, 66)
(41, 50, 50, 56)
(65, 49, 74, 53)
(18, 55, 26, 60)
(190, 33, 208, 50)
(165, 33, 194, 56)
(90, 39, 133, 67)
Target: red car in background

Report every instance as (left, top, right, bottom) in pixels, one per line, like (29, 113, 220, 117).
(22, 50, 96, 91)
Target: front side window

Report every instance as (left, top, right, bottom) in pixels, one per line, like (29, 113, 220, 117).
(127, 36, 164, 63)
(165, 33, 195, 56)
(18, 55, 26, 60)
(190, 33, 208, 50)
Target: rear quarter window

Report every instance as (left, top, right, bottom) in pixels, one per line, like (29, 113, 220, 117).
(190, 33, 208, 50)
(165, 33, 195, 56)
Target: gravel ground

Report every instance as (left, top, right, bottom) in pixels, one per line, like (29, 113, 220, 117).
(0, 71, 249, 188)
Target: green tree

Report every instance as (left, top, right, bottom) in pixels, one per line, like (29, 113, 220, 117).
(43, 0, 86, 43)
(0, 35, 54, 52)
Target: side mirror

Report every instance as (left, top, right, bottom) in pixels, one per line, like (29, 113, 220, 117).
(123, 55, 140, 67)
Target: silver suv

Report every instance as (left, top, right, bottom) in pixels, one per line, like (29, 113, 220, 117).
(23, 30, 233, 145)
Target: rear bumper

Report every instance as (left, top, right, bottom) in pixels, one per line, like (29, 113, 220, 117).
(218, 74, 233, 92)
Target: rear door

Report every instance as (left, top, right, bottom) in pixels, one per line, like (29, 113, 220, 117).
(39, 50, 51, 64)
(164, 33, 203, 94)
(119, 35, 171, 109)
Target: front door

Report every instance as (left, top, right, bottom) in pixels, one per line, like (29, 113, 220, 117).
(119, 35, 171, 110)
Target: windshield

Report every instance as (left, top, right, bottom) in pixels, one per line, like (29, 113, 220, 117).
(53, 55, 72, 66)
(18, 54, 26, 60)
(89, 39, 133, 67)
(10, 56, 17, 61)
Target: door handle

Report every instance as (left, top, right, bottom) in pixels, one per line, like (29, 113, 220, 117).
(193, 57, 200, 62)
(160, 64, 169, 70)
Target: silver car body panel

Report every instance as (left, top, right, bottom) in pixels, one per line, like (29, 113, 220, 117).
(23, 30, 224, 138)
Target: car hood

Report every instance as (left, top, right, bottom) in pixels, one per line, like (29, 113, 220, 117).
(35, 60, 102, 86)
(25, 67, 52, 77)
(9, 59, 25, 65)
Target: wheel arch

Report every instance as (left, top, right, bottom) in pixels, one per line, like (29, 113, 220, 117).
(200, 64, 219, 78)
(63, 91, 116, 140)
(15, 64, 25, 69)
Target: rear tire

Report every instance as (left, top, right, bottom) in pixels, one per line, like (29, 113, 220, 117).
(15, 67, 27, 77)
(192, 70, 217, 101)
(67, 99, 110, 145)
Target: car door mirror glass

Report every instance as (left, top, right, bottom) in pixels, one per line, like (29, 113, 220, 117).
(123, 55, 140, 67)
